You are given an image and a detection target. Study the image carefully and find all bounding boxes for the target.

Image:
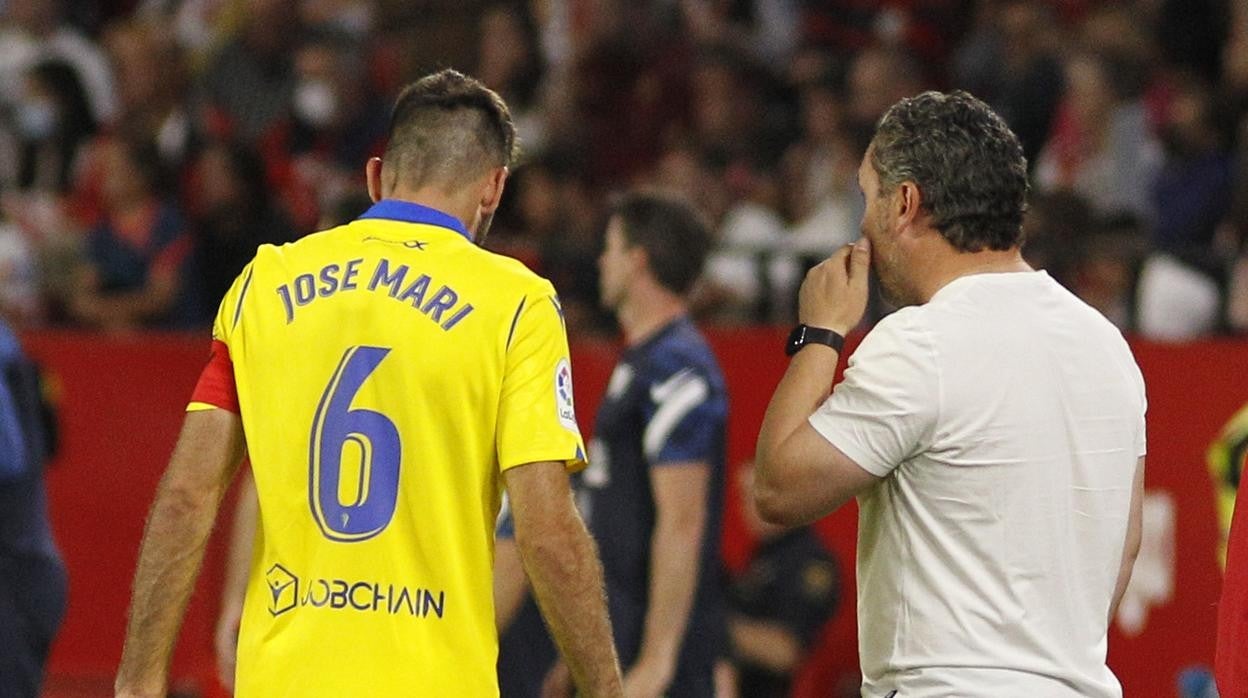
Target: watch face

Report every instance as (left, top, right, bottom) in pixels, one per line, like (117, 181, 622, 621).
(786, 325, 806, 356)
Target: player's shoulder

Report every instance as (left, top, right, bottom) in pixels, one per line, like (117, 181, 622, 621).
(466, 244, 557, 296)
(639, 319, 725, 391)
(247, 226, 345, 270)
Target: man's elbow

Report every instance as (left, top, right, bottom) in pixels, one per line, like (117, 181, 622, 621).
(752, 477, 805, 527)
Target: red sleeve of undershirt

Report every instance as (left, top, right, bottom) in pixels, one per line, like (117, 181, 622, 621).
(187, 339, 239, 413)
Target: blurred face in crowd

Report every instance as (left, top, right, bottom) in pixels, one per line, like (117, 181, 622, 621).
(478, 6, 530, 92)
(517, 166, 560, 235)
(194, 146, 242, 213)
(597, 216, 640, 311)
(1066, 55, 1115, 131)
(101, 141, 150, 210)
(801, 84, 844, 143)
(858, 145, 908, 306)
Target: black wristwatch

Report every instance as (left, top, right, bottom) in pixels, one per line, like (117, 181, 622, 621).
(785, 324, 845, 357)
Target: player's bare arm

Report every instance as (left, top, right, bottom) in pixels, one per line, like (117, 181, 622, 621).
(215, 467, 257, 691)
(115, 409, 245, 697)
(1110, 456, 1146, 622)
(755, 240, 879, 525)
(625, 462, 709, 698)
(728, 616, 803, 673)
(504, 460, 623, 697)
(494, 533, 529, 633)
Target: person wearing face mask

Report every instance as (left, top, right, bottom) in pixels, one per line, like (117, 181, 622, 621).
(10, 59, 96, 194)
(290, 32, 388, 172)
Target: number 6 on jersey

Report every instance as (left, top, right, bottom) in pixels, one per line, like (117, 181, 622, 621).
(310, 345, 401, 542)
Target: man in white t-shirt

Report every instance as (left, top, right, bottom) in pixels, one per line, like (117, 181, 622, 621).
(754, 91, 1146, 698)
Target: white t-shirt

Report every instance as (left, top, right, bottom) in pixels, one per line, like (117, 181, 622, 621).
(809, 271, 1146, 698)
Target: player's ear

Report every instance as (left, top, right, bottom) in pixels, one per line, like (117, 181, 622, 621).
(366, 157, 384, 203)
(479, 166, 508, 215)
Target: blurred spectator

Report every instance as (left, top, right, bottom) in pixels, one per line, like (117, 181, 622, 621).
(288, 30, 387, 212)
(299, 0, 376, 38)
(188, 139, 295, 312)
(952, 0, 1064, 166)
(196, 0, 299, 144)
(503, 151, 605, 335)
(1020, 190, 1096, 287)
(727, 465, 838, 698)
(556, 6, 691, 185)
(6, 59, 97, 195)
(0, 319, 65, 698)
(67, 137, 199, 330)
(1156, 0, 1228, 84)
(103, 19, 195, 172)
(318, 189, 373, 230)
(0, 0, 118, 126)
(655, 145, 796, 323)
(0, 217, 39, 324)
(1152, 76, 1233, 258)
(781, 74, 866, 270)
(1136, 252, 1222, 340)
(690, 45, 790, 167)
(1067, 216, 1149, 331)
(477, 3, 547, 153)
(679, 0, 801, 67)
(845, 45, 925, 138)
(1035, 50, 1162, 222)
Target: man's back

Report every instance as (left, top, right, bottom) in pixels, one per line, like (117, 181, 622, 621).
(820, 271, 1145, 697)
(218, 201, 585, 696)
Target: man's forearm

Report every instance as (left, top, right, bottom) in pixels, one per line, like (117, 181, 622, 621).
(115, 472, 230, 693)
(116, 411, 244, 696)
(518, 510, 621, 696)
(635, 512, 702, 676)
(755, 347, 838, 483)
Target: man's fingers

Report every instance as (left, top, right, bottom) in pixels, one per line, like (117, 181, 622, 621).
(848, 238, 871, 287)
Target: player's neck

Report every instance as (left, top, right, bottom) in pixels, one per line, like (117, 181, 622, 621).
(618, 286, 687, 347)
(386, 186, 479, 239)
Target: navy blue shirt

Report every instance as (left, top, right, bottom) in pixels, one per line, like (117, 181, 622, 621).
(496, 317, 728, 696)
(0, 321, 58, 562)
(579, 316, 728, 694)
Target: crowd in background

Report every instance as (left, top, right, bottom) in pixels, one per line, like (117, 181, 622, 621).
(1, 0, 1247, 340)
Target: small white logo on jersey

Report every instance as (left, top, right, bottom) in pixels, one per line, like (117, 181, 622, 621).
(555, 358, 578, 431)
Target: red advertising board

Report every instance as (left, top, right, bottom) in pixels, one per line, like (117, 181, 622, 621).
(24, 329, 1246, 696)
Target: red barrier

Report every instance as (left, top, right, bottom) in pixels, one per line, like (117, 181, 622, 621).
(28, 329, 1248, 696)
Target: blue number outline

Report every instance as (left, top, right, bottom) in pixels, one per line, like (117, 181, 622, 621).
(309, 345, 402, 542)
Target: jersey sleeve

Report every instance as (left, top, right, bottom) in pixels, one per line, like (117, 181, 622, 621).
(187, 262, 255, 413)
(641, 365, 725, 467)
(807, 311, 939, 477)
(496, 284, 587, 473)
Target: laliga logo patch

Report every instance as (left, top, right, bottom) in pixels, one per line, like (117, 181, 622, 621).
(555, 358, 577, 431)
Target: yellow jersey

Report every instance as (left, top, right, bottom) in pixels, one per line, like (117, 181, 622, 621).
(1210, 402, 1248, 569)
(189, 199, 586, 697)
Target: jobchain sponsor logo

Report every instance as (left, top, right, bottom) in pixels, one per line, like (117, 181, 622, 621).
(265, 562, 446, 619)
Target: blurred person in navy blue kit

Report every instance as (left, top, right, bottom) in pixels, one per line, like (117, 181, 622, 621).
(0, 320, 64, 698)
(726, 465, 839, 698)
(496, 191, 728, 698)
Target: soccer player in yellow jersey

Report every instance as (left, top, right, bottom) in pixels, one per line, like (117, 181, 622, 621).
(115, 70, 622, 698)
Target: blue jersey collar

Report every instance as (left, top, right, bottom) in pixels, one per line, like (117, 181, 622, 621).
(357, 199, 472, 241)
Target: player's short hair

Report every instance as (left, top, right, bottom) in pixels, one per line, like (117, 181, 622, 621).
(871, 90, 1028, 252)
(611, 191, 713, 296)
(383, 69, 517, 191)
